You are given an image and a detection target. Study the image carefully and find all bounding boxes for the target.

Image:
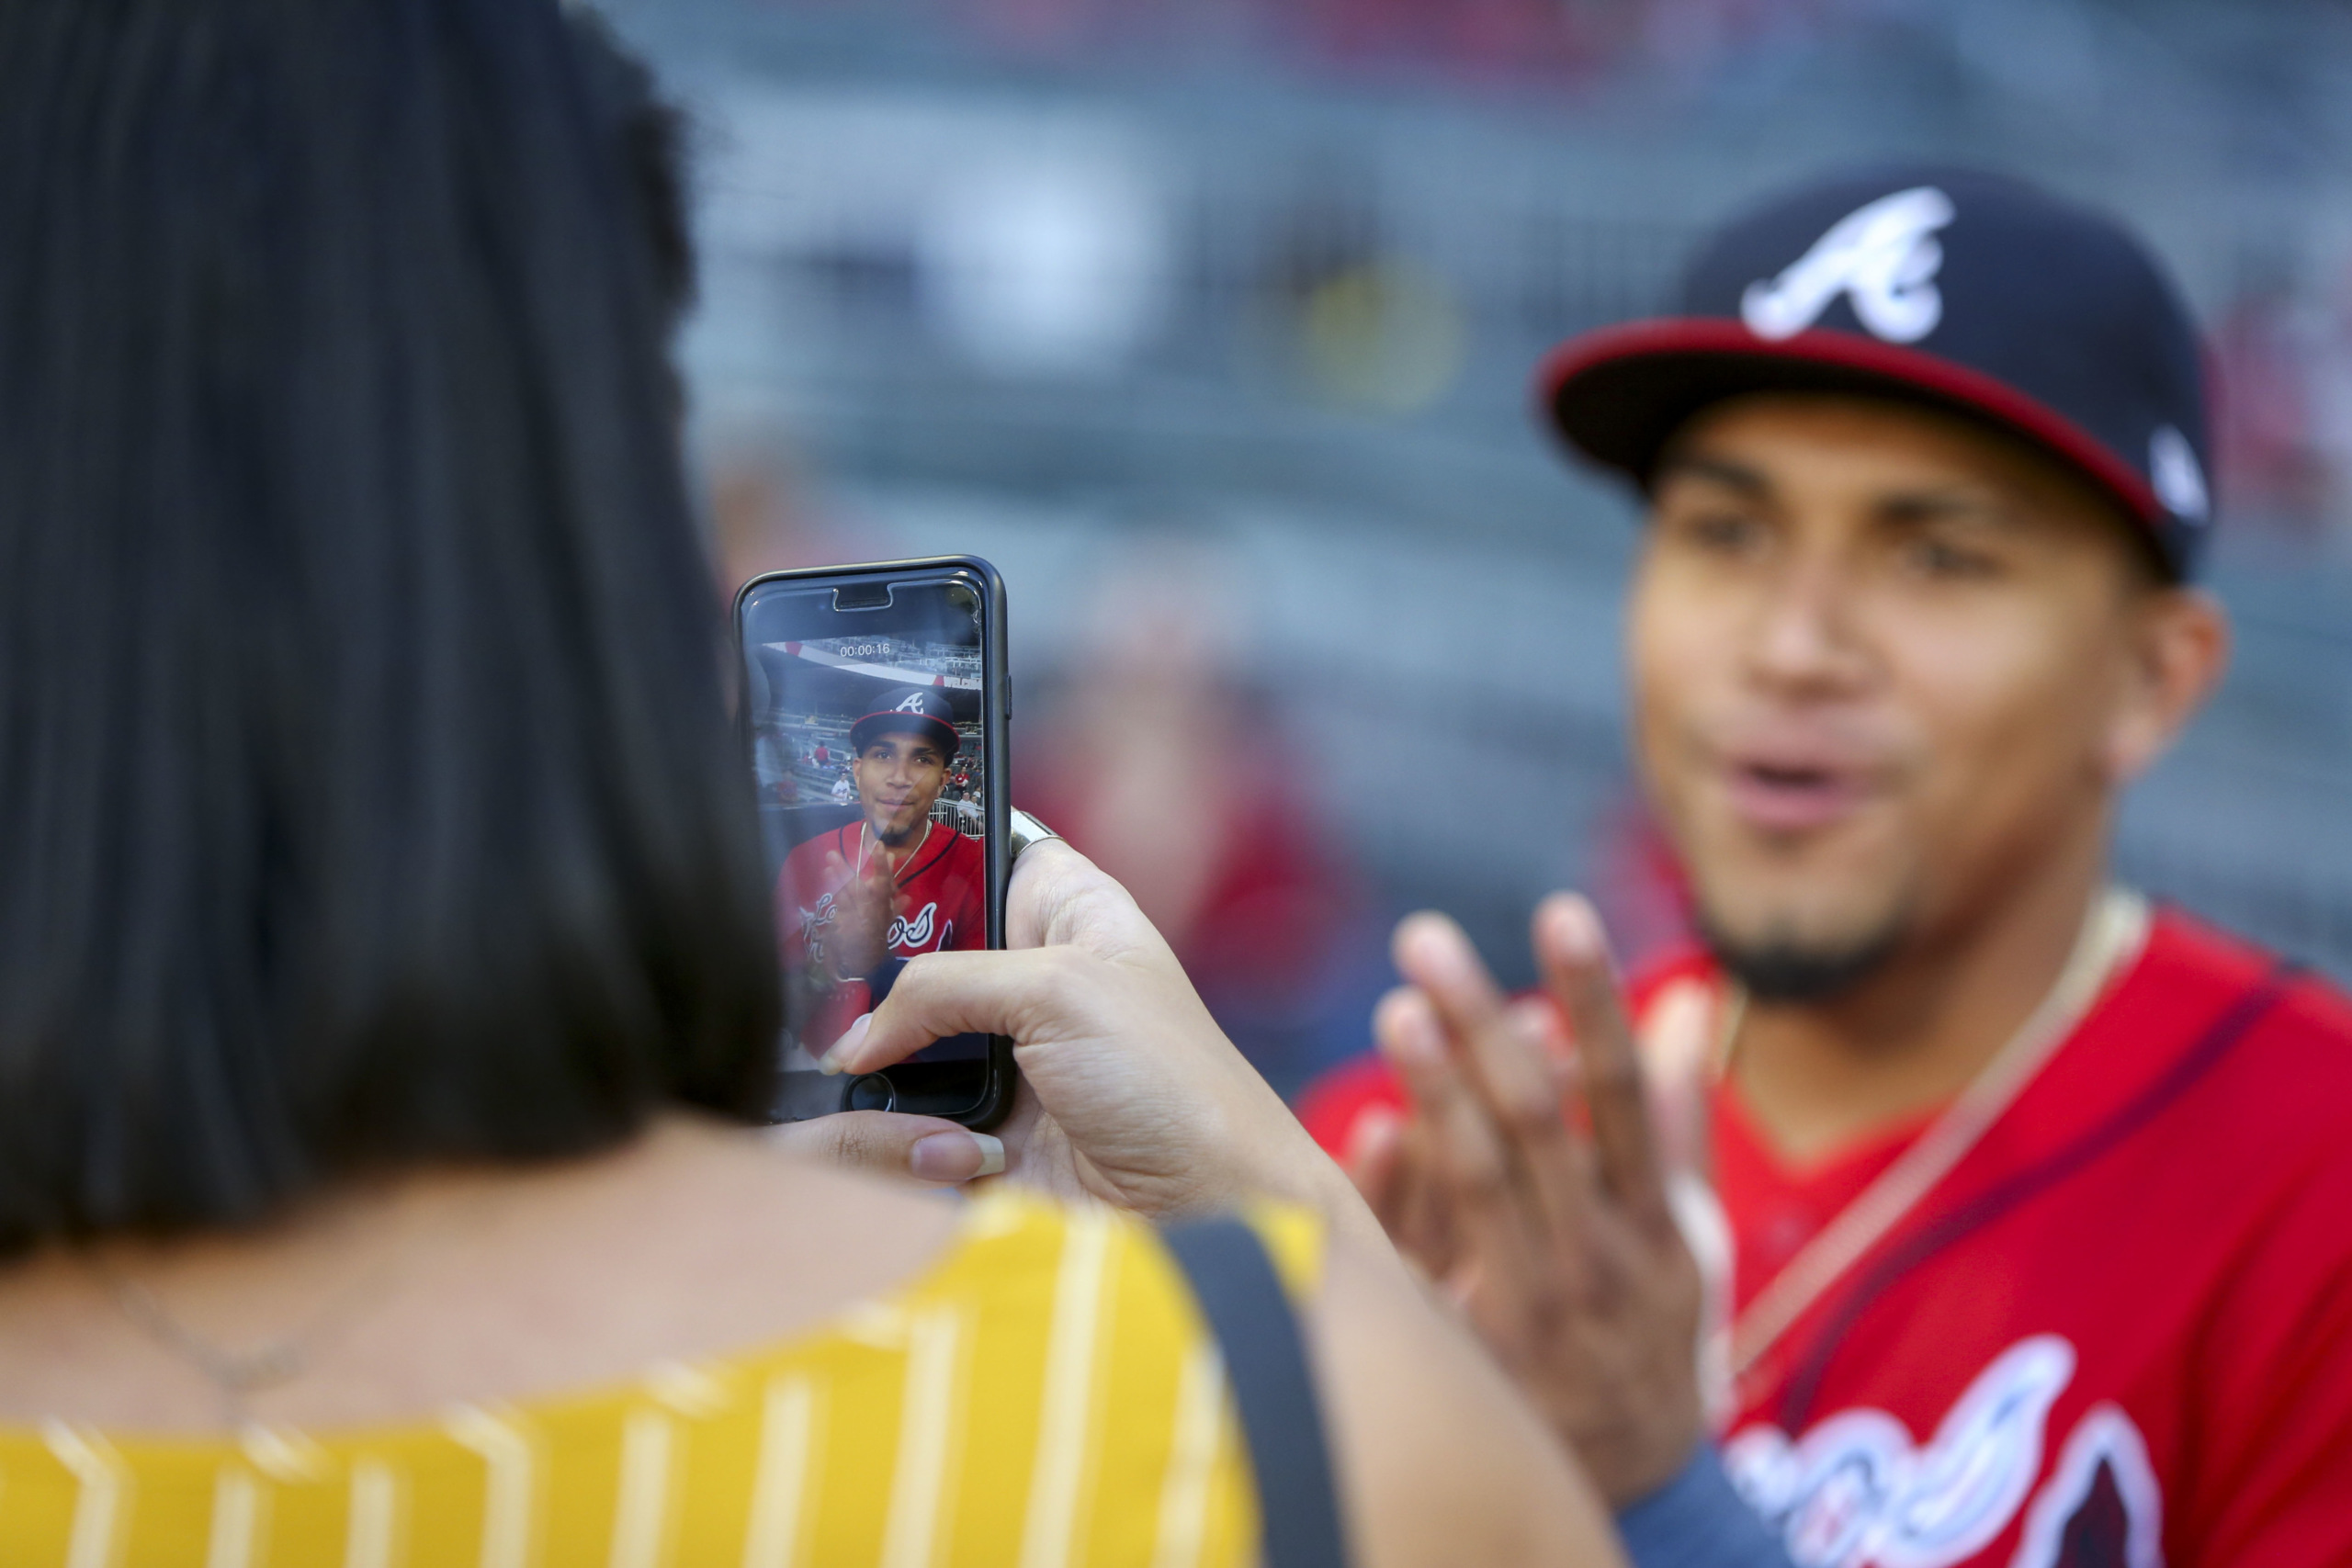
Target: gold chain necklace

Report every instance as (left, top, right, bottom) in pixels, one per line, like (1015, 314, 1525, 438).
(1714, 886, 2149, 1406)
(87, 1204, 433, 1429)
(857, 818, 929, 882)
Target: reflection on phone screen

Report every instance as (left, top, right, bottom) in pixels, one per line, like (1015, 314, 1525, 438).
(741, 575, 992, 1093)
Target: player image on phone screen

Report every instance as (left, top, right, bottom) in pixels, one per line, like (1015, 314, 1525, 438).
(777, 684, 985, 1053)
(740, 562, 1010, 1125)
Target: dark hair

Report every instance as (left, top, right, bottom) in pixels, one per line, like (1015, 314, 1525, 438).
(0, 0, 780, 1254)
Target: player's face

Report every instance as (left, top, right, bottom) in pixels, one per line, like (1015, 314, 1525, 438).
(1628, 393, 2221, 993)
(854, 733, 947, 844)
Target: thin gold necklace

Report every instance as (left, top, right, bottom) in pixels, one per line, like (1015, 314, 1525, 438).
(88, 1208, 424, 1429)
(1714, 886, 2149, 1405)
(858, 818, 930, 882)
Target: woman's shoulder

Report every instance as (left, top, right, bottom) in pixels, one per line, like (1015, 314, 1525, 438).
(0, 1186, 1297, 1568)
(784, 1187, 1327, 1389)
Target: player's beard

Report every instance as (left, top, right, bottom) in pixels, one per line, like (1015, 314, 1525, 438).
(1694, 906, 1907, 1003)
(873, 809, 928, 849)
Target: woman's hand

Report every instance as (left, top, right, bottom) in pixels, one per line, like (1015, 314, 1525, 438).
(819, 840, 1377, 1240)
(765, 1111, 1004, 1186)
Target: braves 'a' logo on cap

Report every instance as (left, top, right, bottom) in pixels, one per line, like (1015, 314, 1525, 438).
(895, 693, 932, 714)
(1741, 186, 1956, 345)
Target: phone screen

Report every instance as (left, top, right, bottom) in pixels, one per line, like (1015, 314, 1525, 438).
(738, 563, 1008, 1123)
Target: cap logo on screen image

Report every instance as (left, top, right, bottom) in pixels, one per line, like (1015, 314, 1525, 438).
(895, 693, 931, 714)
(1740, 186, 1956, 344)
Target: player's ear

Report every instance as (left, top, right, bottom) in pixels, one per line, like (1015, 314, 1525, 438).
(2100, 583, 2228, 785)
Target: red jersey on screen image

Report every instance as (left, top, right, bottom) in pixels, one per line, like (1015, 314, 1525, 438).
(1299, 910, 2352, 1568)
(776, 820, 985, 1048)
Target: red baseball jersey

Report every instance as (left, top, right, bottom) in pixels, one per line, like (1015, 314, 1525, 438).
(1299, 908, 2352, 1568)
(776, 819, 985, 1050)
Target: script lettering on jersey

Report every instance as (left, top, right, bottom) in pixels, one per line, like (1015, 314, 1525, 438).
(1740, 186, 1955, 344)
(801, 890, 839, 945)
(2009, 1405, 2162, 1568)
(1727, 1337, 2067, 1568)
(1724, 1337, 2162, 1568)
(888, 901, 945, 953)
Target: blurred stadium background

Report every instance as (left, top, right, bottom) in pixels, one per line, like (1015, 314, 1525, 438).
(598, 0, 2352, 1094)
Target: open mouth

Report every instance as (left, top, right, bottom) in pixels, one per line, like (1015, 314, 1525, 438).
(1723, 756, 1872, 832)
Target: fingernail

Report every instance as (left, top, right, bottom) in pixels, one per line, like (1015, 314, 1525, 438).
(1544, 896, 1602, 963)
(1396, 914, 1475, 981)
(819, 1013, 871, 1076)
(909, 1131, 1001, 1182)
(1379, 991, 1445, 1068)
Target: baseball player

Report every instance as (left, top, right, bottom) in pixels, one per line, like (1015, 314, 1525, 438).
(1302, 167, 2352, 1567)
(777, 684, 984, 1052)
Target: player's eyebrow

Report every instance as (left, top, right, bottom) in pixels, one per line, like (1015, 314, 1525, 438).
(1873, 486, 2018, 530)
(1652, 452, 1770, 498)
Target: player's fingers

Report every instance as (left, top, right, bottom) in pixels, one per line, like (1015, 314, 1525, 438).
(1498, 993, 1610, 1258)
(1533, 892, 1675, 1235)
(1375, 986, 1542, 1296)
(1393, 1116, 1463, 1282)
(1391, 911, 1512, 1032)
(1341, 1093, 1465, 1282)
(1344, 1103, 1410, 1235)
(1395, 913, 1589, 1211)
(1350, 1105, 1467, 1281)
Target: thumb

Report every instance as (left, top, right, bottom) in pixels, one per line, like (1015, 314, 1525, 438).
(768, 1111, 1007, 1185)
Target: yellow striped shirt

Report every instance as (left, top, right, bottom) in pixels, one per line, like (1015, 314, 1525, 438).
(0, 1191, 1323, 1568)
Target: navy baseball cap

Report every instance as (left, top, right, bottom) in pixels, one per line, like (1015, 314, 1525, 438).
(850, 686, 960, 758)
(1541, 166, 2214, 578)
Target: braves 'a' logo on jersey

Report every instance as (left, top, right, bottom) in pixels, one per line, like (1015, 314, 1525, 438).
(1725, 1336, 2160, 1568)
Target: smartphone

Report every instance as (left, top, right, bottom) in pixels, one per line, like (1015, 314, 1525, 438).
(733, 557, 1015, 1129)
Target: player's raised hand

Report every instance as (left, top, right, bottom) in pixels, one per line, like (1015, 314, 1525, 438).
(821, 845, 898, 977)
(820, 839, 1384, 1247)
(1369, 898, 1706, 1507)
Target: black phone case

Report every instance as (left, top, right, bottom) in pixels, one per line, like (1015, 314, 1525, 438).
(731, 556, 1017, 1131)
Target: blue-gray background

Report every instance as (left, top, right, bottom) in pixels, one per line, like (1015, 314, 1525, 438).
(601, 0, 2352, 1094)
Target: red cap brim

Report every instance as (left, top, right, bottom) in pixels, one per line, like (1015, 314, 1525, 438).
(1536, 318, 2165, 527)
